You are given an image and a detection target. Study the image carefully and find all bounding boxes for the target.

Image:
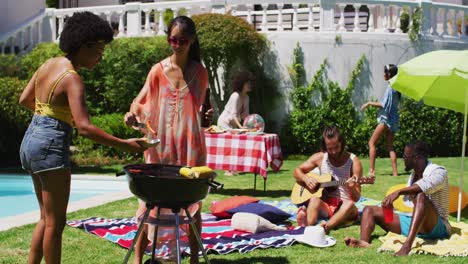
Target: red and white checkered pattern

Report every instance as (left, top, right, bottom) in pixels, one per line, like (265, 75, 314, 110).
(205, 132, 283, 178)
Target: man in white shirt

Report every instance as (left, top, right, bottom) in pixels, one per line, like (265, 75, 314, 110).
(345, 141, 451, 256)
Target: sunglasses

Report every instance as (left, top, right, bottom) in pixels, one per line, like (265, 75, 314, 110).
(167, 37, 189, 46)
(402, 154, 417, 159)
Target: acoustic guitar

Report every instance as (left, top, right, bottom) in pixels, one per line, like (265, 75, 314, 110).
(290, 173, 375, 205)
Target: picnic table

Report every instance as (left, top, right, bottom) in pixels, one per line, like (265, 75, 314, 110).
(205, 132, 283, 191)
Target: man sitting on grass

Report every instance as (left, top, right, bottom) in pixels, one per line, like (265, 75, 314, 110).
(293, 125, 364, 232)
(345, 141, 451, 256)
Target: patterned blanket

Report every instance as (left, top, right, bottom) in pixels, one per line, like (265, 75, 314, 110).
(67, 213, 303, 257)
(66, 197, 381, 257)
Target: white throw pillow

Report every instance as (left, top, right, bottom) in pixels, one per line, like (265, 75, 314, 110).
(231, 212, 287, 233)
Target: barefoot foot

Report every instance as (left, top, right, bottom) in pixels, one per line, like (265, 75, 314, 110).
(394, 245, 411, 256)
(344, 237, 370, 248)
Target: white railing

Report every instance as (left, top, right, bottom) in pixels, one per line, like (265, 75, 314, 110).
(431, 1, 468, 37)
(0, 11, 47, 54)
(1, 0, 468, 55)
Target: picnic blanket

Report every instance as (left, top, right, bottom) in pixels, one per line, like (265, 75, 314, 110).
(66, 197, 381, 257)
(378, 221, 468, 257)
(67, 213, 303, 257)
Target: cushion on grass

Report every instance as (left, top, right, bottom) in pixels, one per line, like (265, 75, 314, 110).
(227, 202, 291, 223)
(231, 212, 287, 233)
(209, 195, 259, 218)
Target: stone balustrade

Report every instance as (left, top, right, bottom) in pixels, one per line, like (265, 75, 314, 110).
(1, 0, 468, 55)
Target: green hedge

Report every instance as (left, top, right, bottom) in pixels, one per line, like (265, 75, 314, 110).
(396, 98, 463, 157)
(0, 54, 22, 78)
(79, 37, 171, 114)
(0, 77, 31, 165)
(72, 113, 143, 164)
(289, 57, 366, 155)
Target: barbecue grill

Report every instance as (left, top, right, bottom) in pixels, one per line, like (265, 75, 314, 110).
(117, 163, 223, 264)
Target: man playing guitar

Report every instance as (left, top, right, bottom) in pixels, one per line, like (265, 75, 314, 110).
(293, 125, 371, 232)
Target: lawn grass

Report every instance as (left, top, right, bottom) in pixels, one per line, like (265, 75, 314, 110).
(0, 157, 467, 264)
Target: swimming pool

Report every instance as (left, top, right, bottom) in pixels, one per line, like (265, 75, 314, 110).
(0, 174, 130, 218)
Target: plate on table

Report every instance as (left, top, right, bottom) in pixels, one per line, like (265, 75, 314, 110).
(228, 128, 249, 134)
(207, 130, 225, 134)
(205, 125, 226, 134)
(246, 131, 264, 135)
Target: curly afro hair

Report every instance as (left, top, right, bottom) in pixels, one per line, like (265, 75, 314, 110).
(231, 70, 255, 93)
(59, 11, 113, 55)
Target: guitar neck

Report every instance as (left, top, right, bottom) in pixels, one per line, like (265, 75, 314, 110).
(319, 179, 347, 188)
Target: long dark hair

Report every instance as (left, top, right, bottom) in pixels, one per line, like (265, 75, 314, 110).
(231, 71, 255, 93)
(167, 16, 201, 63)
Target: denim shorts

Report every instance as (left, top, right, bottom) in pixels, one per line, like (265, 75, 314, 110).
(20, 115, 72, 174)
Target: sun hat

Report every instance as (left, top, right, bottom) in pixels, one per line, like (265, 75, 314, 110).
(295, 225, 336, 248)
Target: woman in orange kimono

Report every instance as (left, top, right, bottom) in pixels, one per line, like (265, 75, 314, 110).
(124, 16, 211, 264)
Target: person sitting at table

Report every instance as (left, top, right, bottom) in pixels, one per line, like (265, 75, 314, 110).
(293, 125, 364, 233)
(217, 70, 254, 130)
(217, 70, 253, 176)
(345, 141, 451, 256)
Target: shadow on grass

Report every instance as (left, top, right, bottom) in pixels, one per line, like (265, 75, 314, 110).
(215, 188, 291, 198)
(209, 256, 290, 264)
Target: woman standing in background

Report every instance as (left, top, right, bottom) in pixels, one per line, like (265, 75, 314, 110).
(361, 64, 400, 177)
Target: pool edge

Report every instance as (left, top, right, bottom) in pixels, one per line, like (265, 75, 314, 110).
(0, 189, 133, 231)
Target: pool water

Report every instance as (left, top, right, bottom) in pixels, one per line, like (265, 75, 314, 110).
(0, 174, 128, 218)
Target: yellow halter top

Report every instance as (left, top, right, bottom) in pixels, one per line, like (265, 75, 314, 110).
(35, 69, 77, 126)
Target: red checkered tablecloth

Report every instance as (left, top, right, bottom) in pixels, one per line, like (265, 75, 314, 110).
(205, 132, 283, 179)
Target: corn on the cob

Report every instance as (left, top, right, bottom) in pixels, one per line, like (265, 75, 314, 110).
(179, 166, 214, 179)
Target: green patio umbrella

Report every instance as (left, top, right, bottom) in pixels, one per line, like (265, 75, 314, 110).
(390, 49, 468, 222)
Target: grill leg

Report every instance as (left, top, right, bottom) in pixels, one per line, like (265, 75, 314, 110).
(173, 209, 182, 264)
(123, 205, 152, 264)
(150, 207, 161, 263)
(185, 208, 210, 264)
(254, 173, 257, 193)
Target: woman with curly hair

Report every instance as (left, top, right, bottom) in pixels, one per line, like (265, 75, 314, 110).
(19, 12, 146, 263)
(217, 70, 254, 130)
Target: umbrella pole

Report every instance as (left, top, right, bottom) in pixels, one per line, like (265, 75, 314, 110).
(458, 91, 468, 222)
